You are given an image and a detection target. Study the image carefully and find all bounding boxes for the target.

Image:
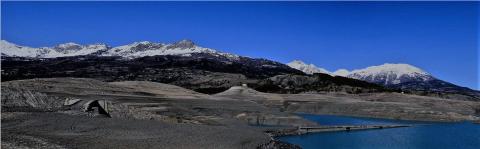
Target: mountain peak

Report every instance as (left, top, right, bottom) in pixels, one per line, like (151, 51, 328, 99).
(0, 40, 15, 46)
(351, 63, 429, 76)
(134, 41, 152, 45)
(54, 42, 83, 52)
(333, 69, 350, 77)
(290, 60, 307, 65)
(169, 39, 195, 49)
(178, 39, 194, 44)
(0, 40, 42, 57)
(87, 43, 109, 47)
(348, 63, 432, 85)
(57, 42, 81, 47)
(287, 60, 331, 74)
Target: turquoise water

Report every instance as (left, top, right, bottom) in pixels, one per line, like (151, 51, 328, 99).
(278, 114, 480, 149)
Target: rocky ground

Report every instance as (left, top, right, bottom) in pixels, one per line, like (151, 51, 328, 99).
(2, 78, 480, 148)
(1, 78, 312, 149)
(1, 112, 269, 149)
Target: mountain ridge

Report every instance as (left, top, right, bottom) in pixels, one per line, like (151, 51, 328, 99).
(2, 40, 478, 100)
(287, 60, 479, 100)
(0, 40, 390, 96)
(0, 40, 238, 59)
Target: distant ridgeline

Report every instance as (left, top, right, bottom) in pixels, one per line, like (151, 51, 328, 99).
(1, 40, 478, 101)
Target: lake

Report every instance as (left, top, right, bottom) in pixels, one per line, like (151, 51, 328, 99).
(278, 114, 480, 149)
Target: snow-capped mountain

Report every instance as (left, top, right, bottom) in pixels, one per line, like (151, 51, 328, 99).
(0, 40, 109, 58)
(1, 40, 49, 58)
(287, 60, 331, 74)
(287, 61, 434, 86)
(332, 63, 437, 87)
(2, 40, 478, 99)
(0, 40, 238, 59)
(345, 63, 434, 85)
(287, 60, 479, 99)
(53, 42, 109, 57)
(1, 39, 305, 85)
(1, 40, 305, 94)
(101, 40, 238, 59)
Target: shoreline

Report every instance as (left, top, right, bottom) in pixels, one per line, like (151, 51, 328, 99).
(263, 124, 412, 138)
(292, 111, 480, 123)
(294, 112, 473, 123)
(256, 139, 302, 149)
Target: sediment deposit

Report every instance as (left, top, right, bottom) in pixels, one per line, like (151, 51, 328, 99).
(2, 78, 480, 148)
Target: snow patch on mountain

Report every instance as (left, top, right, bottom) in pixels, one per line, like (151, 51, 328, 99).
(332, 69, 350, 77)
(287, 60, 331, 74)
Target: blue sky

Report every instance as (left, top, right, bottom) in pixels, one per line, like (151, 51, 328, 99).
(1, 1, 479, 89)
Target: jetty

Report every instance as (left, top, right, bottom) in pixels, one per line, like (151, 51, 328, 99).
(297, 125, 411, 134)
(267, 124, 412, 137)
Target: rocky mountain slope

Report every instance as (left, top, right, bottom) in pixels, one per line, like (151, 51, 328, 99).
(1, 54, 303, 94)
(253, 73, 386, 94)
